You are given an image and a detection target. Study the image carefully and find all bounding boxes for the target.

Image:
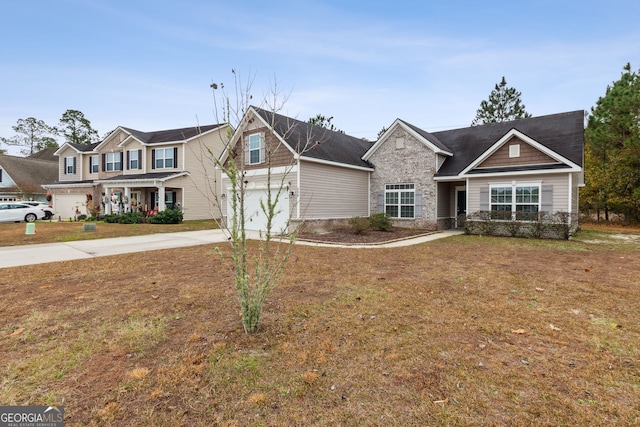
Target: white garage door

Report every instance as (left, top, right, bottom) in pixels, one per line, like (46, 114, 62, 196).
(53, 194, 86, 220)
(228, 189, 289, 233)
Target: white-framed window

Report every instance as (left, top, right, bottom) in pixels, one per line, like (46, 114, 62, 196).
(490, 184, 540, 220)
(128, 150, 140, 170)
(385, 183, 415, 218)
(154, 148, 175, 169)
(105, 152, 122, 172)
(65, 157, 76, 174)
(89, 155, 99, 173)
(247, 133, 264, 165)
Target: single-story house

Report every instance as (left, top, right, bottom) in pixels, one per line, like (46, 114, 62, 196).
(220, 107, 584, 233)
(0, 154, 58, 202)
(44, 124, 230, 220)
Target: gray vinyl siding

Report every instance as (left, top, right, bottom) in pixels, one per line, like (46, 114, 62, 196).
(299, 161, 369, 219)
(57, 146, 80, 181)
(178, 130, 228, 220)
(467, 173, 570, 214)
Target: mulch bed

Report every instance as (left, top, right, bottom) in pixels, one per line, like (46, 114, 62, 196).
(296, 227, 434, 244)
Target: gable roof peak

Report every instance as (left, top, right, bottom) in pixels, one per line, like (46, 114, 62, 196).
(244, 106, 373, 169)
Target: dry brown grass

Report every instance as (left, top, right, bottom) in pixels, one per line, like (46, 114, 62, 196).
(0, 225, 639, 425)
(0, 220, 218, 246)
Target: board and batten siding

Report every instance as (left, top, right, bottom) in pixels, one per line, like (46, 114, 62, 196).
(299, 161, 369, 219)
(467, 173, 570, 213)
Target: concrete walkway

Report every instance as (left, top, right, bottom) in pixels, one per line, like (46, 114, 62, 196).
(0, 229, 464, 269)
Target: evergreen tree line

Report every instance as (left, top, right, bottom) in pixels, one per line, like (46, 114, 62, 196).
(581, 63, 640, 222)
(0, 109, 99, 156)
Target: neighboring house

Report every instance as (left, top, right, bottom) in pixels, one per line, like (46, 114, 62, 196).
(28, 147, 58, 162)
(222, 107, 584, 233)
(0, 154, 58, 202)
(44, 124, 229, 220)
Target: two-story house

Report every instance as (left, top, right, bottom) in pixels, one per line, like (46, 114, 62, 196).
(45, 124, 229, 220)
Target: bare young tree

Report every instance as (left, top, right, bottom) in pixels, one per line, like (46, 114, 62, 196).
(204, 70, 320, 333)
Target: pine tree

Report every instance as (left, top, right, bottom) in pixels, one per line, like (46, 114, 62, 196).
(472, 77, 532, 126)
(58, 109, 99, 144)
(0, 117, 59, 156)
(308, 114, 344, 133)
(582, 63, 640, 221)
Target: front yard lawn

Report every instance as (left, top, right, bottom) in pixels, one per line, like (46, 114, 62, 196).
(0, 227, 639, 425)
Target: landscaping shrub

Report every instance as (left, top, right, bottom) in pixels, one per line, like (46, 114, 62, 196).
(348, 216, 370, 234)
(147, 209, 183, 224)
(101, 212, 145, 224)
(369, 212, 392, 231)
(464, 210, 578, 239)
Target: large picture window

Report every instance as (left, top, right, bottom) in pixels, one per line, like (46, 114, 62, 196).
(491, 184, 540, 220)
(385, 183, 415, 218)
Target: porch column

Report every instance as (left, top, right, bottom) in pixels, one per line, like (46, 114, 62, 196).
(104, 186, 111, 214)
(124, 187, 131, 212)
(157, 186, 166, 212)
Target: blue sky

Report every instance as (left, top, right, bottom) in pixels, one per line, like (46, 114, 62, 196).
(1, 0, 639, 155)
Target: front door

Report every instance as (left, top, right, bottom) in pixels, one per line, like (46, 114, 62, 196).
(455, 189, 466, 228)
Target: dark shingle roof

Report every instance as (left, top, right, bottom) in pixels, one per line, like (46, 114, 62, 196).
(121, 124, 222, 144)
(252, 107, 374, 169)
(398, 119, 452, 153)
(0, 154, 58, 193)
(433, 110, 584, 177)
(68, 141, 100, 152)
(28, 147, 59, 161)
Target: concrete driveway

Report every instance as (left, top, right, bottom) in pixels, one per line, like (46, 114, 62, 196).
(0, 229, 463, 269)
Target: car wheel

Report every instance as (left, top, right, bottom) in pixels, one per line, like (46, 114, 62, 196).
(25, 213, 37, 222)
(44, 212, 52, 220)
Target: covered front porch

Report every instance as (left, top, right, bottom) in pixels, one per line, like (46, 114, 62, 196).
(436, 180, 467, 230)
(97, 173, 184, 216)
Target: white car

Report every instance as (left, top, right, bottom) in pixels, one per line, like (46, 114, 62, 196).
(19, 201, 54, 220)
(0, 202, 46, 223)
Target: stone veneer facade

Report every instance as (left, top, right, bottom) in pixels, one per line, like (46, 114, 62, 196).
(368, 127, 438, 230)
